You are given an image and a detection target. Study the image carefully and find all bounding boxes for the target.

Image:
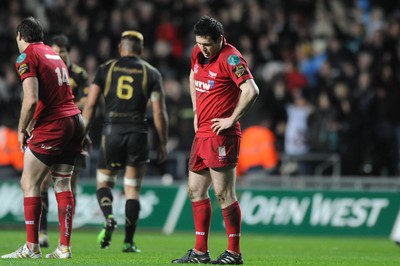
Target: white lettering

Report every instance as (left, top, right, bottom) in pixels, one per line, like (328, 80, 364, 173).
(240, 192, 309, 226)
(310, 193, 389, 227)
(194, 80, 211, 92)
(45, 54, 61, 60)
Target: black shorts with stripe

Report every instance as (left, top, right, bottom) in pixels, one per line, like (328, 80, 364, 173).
(97, 124, 149, 170)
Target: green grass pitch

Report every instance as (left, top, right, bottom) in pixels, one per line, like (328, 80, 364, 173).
(0, 228, 399, 265)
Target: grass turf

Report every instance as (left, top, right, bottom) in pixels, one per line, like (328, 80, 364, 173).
(0, 228, 399, 265)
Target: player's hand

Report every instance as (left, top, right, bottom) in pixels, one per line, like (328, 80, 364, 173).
(82, 135, 93, 153)
(210, 117, 234, 135)
(157, 145, 168, 164)
(18, 130, 29, 152)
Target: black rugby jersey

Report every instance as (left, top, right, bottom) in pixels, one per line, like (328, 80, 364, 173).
(93, 56, 163, 131)
(69, 63, 89, 103)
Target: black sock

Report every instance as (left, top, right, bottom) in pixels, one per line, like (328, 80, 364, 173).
(124, 199, 140, 244)
(40, 191, 49, 232)
(96, 187, 113, 219)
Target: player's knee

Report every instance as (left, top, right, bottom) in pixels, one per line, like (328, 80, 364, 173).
(96, 170, 117, 184)
(51, 170, 72, 193)
(188, 186, 207, 201)
(123, 177, 141, 188)
(214, 190, 236, 205)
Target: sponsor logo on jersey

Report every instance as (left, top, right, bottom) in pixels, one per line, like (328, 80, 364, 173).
(194, 64, 199, 74)
(194, 80, 214, 92)
(17, 63, 30, 76)
(208, 70, 217, 78)
(233, 65, 248, 78)
(16, 53, 26, 63)
(227, 54, 240, 66)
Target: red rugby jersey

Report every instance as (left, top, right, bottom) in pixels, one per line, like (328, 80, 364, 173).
(15, 42, 80, 122)
(191, 38, 253, 136)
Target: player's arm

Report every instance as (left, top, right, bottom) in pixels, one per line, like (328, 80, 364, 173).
(189, 70, 198, 132)
(211, 79, 259, 135)
(18, 77, 38, 151)
(151, 89, 169, 163)
(81, 83, 102, 135)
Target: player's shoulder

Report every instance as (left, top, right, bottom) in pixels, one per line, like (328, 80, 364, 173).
(140, 59, 161, 76)
(70, 64, 88, 76)
(103, 59, 117, 67)
(219, 43, 244, 67)
(220, 43, 241, 59)
(98, 59, 118, 71)
(15, 43, 48, 66)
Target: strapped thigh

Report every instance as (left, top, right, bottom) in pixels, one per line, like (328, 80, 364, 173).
(50, 168, 73, 193)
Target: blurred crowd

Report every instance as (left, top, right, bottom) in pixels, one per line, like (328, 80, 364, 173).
(1, 0, 400, 177)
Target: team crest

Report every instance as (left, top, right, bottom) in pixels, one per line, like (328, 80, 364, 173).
(218, 146, 226, 162)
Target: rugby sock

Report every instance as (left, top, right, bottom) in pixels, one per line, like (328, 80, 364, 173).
(56, 191, 74, 246)
(96, 187, 113, 218)
(222, 201, 241, 254)
(124, 199, 140, 244)
(192, 198, 211, 253)
(40, 191, 49, 232)
(24, 197, 42, 244)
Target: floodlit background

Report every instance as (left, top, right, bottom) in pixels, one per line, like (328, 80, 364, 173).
(1, 0, 400, 245)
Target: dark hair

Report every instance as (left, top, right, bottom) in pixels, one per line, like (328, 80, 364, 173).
(49, 34, 71, 51)
(16, 17, 44, 43)
(193, 16, 224, 42)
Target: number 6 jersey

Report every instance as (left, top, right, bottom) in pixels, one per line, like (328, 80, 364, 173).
(92, 56, 163, 133)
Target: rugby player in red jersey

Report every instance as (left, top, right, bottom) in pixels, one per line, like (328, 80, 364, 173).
(38, 34, 90, 248)
(1, 17, 84, 259)
(172, 16, 259, 264)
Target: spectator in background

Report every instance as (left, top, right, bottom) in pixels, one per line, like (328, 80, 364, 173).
(285, 59, 307, 95)
(283, 89, 313, 175)
(1, 1, 400, 177)
(0, 117, 24, 176)
(374, 65, 399, 176)
(352, 71, 378, 175)
(333, 81, 363, 175)
(308, 91, 339, 154)
(236, 115, 279, 177)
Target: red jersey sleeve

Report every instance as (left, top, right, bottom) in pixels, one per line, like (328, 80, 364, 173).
(15, 46, 38, 81)
(220, 44, 253, 88)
